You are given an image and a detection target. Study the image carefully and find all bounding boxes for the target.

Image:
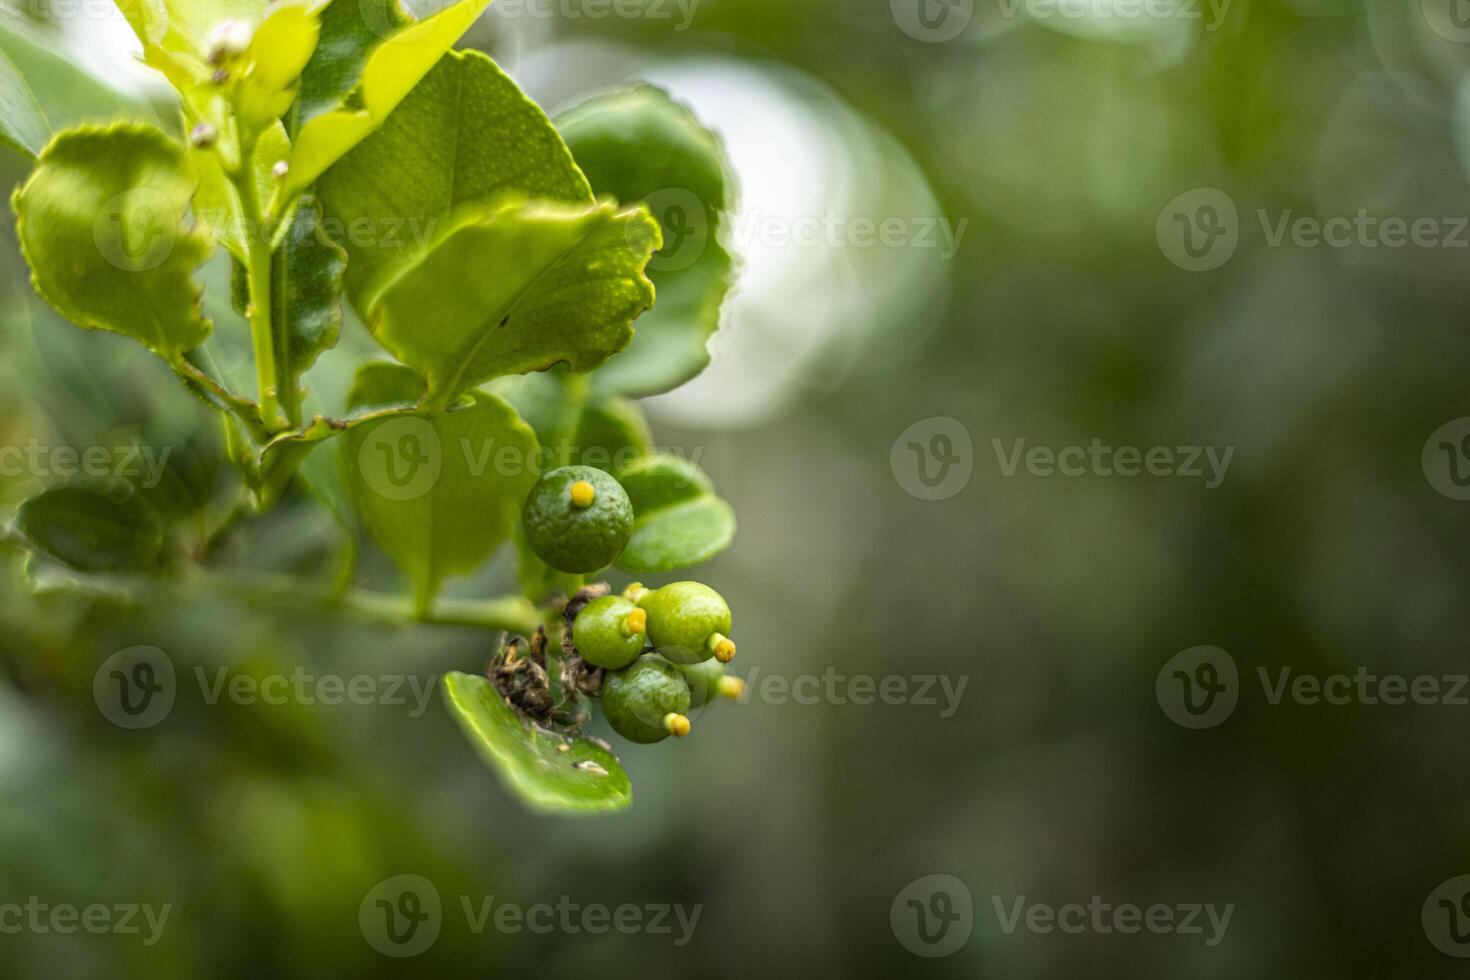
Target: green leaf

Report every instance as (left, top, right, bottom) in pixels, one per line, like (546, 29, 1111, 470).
(318, 48, 593, 309)
(229, 199, 347, 420)
(15, 481, 164, 573)
(12, 123, 213, 361)
(275, 0, 492, 206)
(0, 20, 147, 159)
(342, 362, 539, 610)
(575, 397, 652, 472)
(365, 197, 660, 410)
(615, 453, 735, 573)
(558, 85, 737, 398)
(442, 671, 632, 813)
(237, 2, 323, 132)
(292, 0, 412, 130)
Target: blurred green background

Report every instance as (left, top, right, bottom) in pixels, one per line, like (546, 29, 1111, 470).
(5, 0, 1470, 975)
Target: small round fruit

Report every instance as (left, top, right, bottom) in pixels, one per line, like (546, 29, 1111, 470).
(675, 659, 743, 708)
(601, 654, 692, 744)
(638, 581, 734, 665)
(573, 596, 647, 670)
(521, 466, 634, 573)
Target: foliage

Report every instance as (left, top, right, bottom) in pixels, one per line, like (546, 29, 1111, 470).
(0, 0, 739, 812)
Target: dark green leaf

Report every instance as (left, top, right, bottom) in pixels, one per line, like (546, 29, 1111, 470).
(558, 85, 737, 398)
(16, 481, 164, 573)
(292, 0, 412, 131)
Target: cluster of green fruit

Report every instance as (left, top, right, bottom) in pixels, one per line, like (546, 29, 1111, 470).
(574, 582, 742, 742)
(521, 465, 743, 744)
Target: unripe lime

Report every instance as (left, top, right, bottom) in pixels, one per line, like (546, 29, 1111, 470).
(637, 581, 733, 664)
(601, 654, 692, 743)
(677, 658, 739, 708)
(521, 466, 634, 573)
(572, 596, 647, 670)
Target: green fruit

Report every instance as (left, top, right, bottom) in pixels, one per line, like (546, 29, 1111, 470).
(601, 654, 692, 743)
(572, 596, 648, 670)
(521, 466, 634, 573)
(637, 581, 734, 665)
(675, 659, 744, 708)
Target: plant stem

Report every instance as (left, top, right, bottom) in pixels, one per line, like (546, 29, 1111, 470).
(229, 138, 287, 433)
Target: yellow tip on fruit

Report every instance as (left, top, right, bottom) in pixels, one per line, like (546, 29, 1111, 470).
(718, 676, 745, 700)
(624, 583, 649, 604)
(709, 633, 736, 663)
(624, 608, 647, 636)
(664, 713, 692, 737)
(569, 480, 596, 508)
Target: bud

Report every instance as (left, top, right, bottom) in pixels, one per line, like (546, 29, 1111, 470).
(207, 19, 253, 64)
(190, 123, 218, 149)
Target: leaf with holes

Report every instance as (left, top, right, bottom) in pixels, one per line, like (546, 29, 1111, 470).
(443, 671, 632, 813)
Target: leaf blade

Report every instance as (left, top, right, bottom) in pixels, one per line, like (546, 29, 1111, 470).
(443, 671, 632, 813)
(12, 123, 213, 361)
(558, 85, 737, 398)
(342, 362, 540, 609)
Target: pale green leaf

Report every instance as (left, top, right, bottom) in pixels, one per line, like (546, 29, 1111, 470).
(342, 362, 539, 609)
(12, 123, 213, 361)
(238, 2, 323, 131)
(365, 197, 660, 410)
(0, 20, 146, 159)
(615, 453, 735, 573)
(15, 481, 164, 573)
(318, 49, 592, 305)
(443, 671, 632, 813)
(276, 0, 492, 206)
(558, 85, 737, 398)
